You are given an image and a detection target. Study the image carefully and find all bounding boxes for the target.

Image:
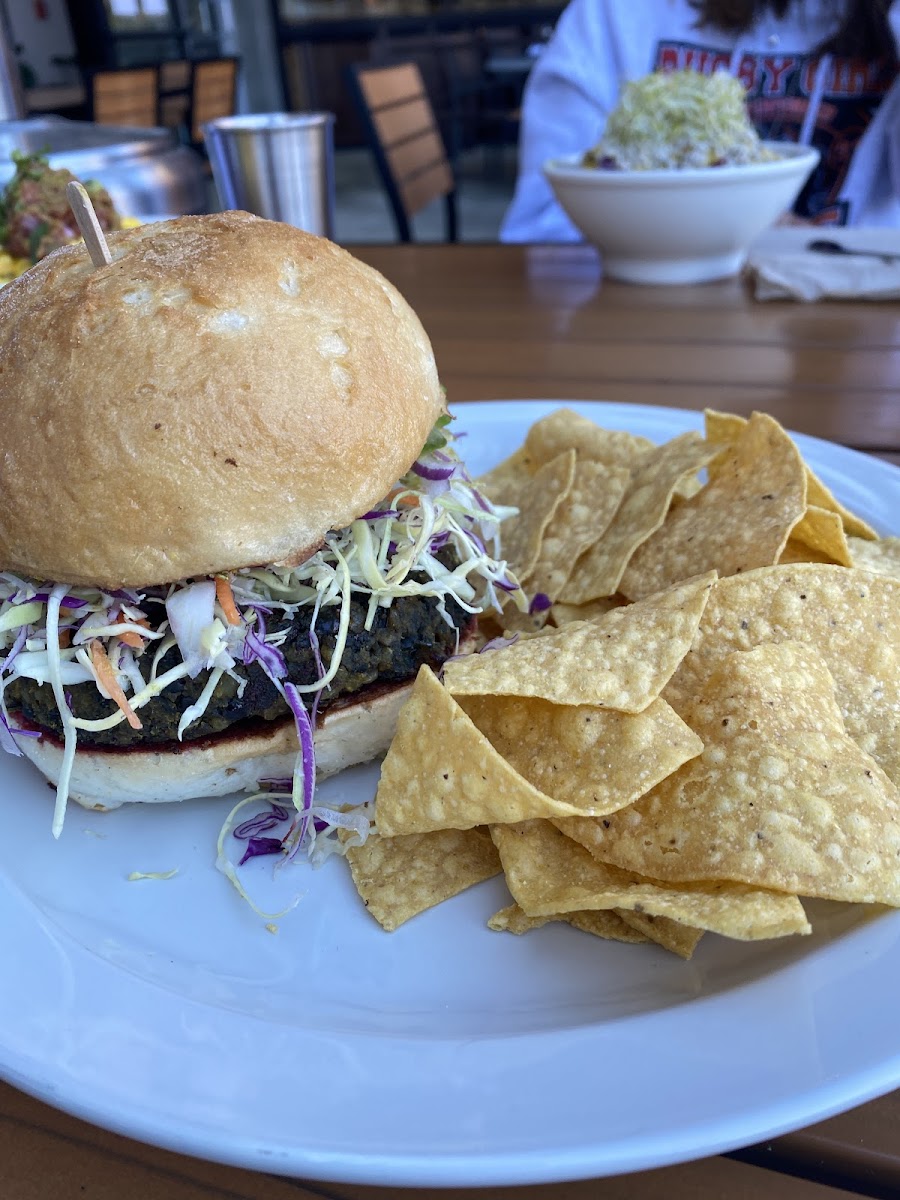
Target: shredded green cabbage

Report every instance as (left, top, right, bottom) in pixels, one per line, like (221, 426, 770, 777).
(584, 69, 778, 170)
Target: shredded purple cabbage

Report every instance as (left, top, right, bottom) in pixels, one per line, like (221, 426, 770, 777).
(480, 634, 520, 654)
(529, 592, 552, 614)
(243, 626, 287, 679)
(308, 626, 326, 726)
(283, 682, 316, 857)
(0, 709, 22, 756)
(28, 593, 88, 608)
(259, 776, 293, 791)
(361, 508, 399, 521)
(411, 460, 455, 482)
(284, 682, 315, 809)
(242, 609, 288, 680)
(471, 485, 492, 514)
(1, 624, 28, 672)
(238, 836, 285, 866)
(234, 803, 291, 839)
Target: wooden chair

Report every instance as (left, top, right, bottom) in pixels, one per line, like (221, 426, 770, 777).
(189, 57, 239, 147)
(157, 59, 192, 139)
(88, 66, 159, 127)
(349, 61, 457, 242)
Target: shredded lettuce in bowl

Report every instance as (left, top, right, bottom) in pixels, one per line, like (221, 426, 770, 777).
(584, 69, 778, 171)
(0, 415, 524, 842)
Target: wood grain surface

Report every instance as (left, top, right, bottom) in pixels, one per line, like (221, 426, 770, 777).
(355, 245, 900, 452)
(3, 243, 899, 1199)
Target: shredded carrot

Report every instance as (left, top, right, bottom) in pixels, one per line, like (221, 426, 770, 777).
(116, 617, 150, 648)
(89, 640, 142, 730)
(385, 490, 417, 509)
(57, 629, 71, 649)
(215, 575, 242, 626)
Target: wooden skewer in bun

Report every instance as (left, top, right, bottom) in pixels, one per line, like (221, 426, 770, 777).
(66, 180, 112, 268)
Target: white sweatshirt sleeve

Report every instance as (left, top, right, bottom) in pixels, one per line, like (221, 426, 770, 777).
(499, 0, 625, 242)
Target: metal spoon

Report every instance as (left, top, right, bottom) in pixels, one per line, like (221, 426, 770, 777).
(807, 238, 900, 264)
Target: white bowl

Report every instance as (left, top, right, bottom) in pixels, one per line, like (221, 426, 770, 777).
(543, 142, 820, 285)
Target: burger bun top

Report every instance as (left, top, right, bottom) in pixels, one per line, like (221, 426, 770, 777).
(0, 212, 443, 588)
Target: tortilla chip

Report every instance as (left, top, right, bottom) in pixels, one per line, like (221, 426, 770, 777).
(482, 450, 576, 578)
(591, 642, 900, 905)
(551, 596, 626, 626)
(495, 604, 556, 636)
(476, 445, 535, 496)
(666, 563, 900, 785)
(562, 432, 716, 603)
(805, 473, 878, 541)
(778, 539, 838, 565)
(459, 693, 702, 818)
(524, 407, 653, 469)
(705, 409, 877, 541)
(374, 666, 564, 836)
(617, 911, 704, 959)
(488, 902, 649, 944)
(672, 473, 704, 502)
(620, 413, 807, 601)
(848, 536, 900, 580)
(347, 827, 500, 931)
(703, 409, 747, 453)
(443, 572, 715, 713)
(517, 460, 631, 610)
(790, 505, 852, 566)
(492, 820, 810, 939)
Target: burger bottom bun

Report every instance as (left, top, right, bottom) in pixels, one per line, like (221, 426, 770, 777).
(13, 683, 413, 813)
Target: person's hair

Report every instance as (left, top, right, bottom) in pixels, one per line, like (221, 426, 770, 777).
(690, 0, 897, 62)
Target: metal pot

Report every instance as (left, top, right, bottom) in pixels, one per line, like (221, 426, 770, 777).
(0, 117, 208, 218)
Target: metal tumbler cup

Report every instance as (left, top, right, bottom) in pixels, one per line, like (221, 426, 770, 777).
(202, 112, 336, 238)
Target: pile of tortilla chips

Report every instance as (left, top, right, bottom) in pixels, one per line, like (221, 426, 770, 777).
(346, 408, 900, 959)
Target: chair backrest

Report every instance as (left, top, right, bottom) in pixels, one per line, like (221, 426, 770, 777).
(190, 57, 239, 144)
(350, 61, 456, 241)
(159, 59, 191, 92)
(157, 58, 191, 136)
(90, 66, 159, 127)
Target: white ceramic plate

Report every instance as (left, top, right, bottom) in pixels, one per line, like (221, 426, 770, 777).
(1, 401, 899, 1188)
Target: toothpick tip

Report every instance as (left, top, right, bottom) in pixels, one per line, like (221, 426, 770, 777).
(66, 180, 113, 269)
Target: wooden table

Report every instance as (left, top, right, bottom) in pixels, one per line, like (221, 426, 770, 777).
(3, 243, 898, 1199)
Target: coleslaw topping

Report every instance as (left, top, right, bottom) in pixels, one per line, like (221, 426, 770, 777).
(0, 416, 523, 840)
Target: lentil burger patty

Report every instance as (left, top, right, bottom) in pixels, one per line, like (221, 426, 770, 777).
(8, 588, 470, 748)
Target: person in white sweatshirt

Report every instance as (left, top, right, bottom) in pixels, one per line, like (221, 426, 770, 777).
(501, 0, 900, 241)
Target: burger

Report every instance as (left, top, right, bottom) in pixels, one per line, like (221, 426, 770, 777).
(0, 211, 518, 838)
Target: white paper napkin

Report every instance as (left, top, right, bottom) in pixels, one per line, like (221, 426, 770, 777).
(745, 245, 900, 301)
